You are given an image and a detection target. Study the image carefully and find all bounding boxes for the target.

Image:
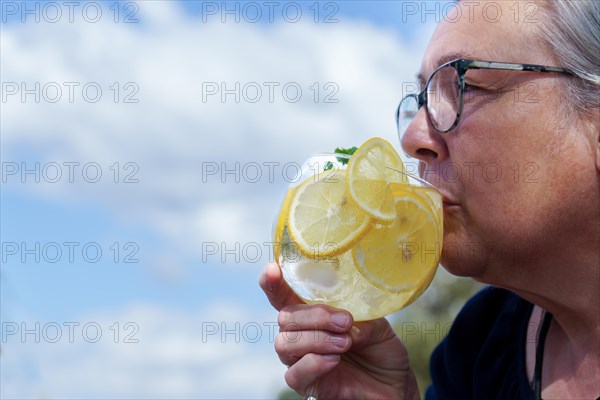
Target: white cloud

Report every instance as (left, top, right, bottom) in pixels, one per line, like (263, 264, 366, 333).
(1, 2, 435, 267)
(0, 3, 437, 398)
(1, 302, 286, 399)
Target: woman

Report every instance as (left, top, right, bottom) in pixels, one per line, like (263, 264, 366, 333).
(259, 1, 600, 398)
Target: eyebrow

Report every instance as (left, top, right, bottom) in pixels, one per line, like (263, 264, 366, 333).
(416, 51, 476, 84)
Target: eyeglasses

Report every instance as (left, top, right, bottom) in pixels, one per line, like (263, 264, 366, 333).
(396, 59, 572, 138)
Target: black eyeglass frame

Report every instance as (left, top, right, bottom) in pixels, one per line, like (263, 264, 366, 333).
(396, 59, 573, 134)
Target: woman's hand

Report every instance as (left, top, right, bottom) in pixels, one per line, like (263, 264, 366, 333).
(259, 262, 420, 399)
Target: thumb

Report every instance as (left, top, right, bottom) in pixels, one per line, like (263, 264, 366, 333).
(350, 318, 402, 351)
(259, 262, 303, 311)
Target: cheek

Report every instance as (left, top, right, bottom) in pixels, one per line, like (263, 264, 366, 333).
(439, 124, 552, 270)
(438, 83, 595, 274)
(439, 167, 544, 276)
(466, 178, 535, 237)
(454, 98, 554, 227)
(448, 140, 592, 267)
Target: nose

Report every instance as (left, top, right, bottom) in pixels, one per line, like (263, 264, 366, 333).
(400, 108, 449, 165)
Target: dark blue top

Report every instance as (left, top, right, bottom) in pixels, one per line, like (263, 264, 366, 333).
(426, 286, 536, 399)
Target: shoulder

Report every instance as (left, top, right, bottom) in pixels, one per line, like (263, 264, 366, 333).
(453, 285, 528, 331)
(438, 286, 530, 355)
(426, 286, 534, 399)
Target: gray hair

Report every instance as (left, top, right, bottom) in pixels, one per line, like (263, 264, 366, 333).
(538, 0, 600, 115)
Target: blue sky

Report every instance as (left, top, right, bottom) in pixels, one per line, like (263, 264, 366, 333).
(1, 1, 442, 397)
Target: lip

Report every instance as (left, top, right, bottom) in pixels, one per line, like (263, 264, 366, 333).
(442, 197, 460, 206)
(419, 171, 460, 207)
(442, 202, 460, 213)
(438, 190, 460, 208)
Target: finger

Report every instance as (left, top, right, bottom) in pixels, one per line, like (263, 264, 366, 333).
(259, 262, 303, 311)
(284, 353, 340, 395)
(275, 329, 351, 366)
(278, 303, 353, 333)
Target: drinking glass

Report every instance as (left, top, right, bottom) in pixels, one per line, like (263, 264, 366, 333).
(273, 153, 442, 321)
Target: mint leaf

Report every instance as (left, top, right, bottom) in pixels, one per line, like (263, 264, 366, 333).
(334, 146, 357, 165)
(323, 146, 357, 171)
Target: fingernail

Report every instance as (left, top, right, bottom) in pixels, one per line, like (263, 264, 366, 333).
(331, 312, 349, 329)
(323, 354, 340, 362)
(330, 335, 348, 348)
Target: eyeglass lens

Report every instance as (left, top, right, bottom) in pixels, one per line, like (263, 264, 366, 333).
(398, 64, 461, 139)
(427, 65, 460, 132)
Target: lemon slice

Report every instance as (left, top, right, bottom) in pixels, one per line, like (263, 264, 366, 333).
(390, 186, 441, 305)
(288, 169, 371, 258)
(414, 187, 443, 241)
(352, 192, 441, 293)
(402, 258, 438, 308)
(390, 183, 443, 240)
(273, 187, 296, 263)
(347, 137, 407, 223)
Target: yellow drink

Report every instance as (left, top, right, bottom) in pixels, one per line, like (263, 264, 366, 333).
(273, 138, 443, 321)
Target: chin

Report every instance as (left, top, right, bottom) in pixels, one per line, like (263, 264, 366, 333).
(440, 219, 495, 279)
(440, 260, 475, 278)
(439, 245, 489, 279)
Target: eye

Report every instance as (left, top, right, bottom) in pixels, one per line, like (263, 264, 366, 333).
(463, 83, 479, 92)
(462, 83, 485, 102)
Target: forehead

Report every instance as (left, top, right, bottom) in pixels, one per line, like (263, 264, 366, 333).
(420, 1, 549, 76)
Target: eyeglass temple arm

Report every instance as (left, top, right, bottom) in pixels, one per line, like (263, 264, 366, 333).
(461, 60, 571, 74)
